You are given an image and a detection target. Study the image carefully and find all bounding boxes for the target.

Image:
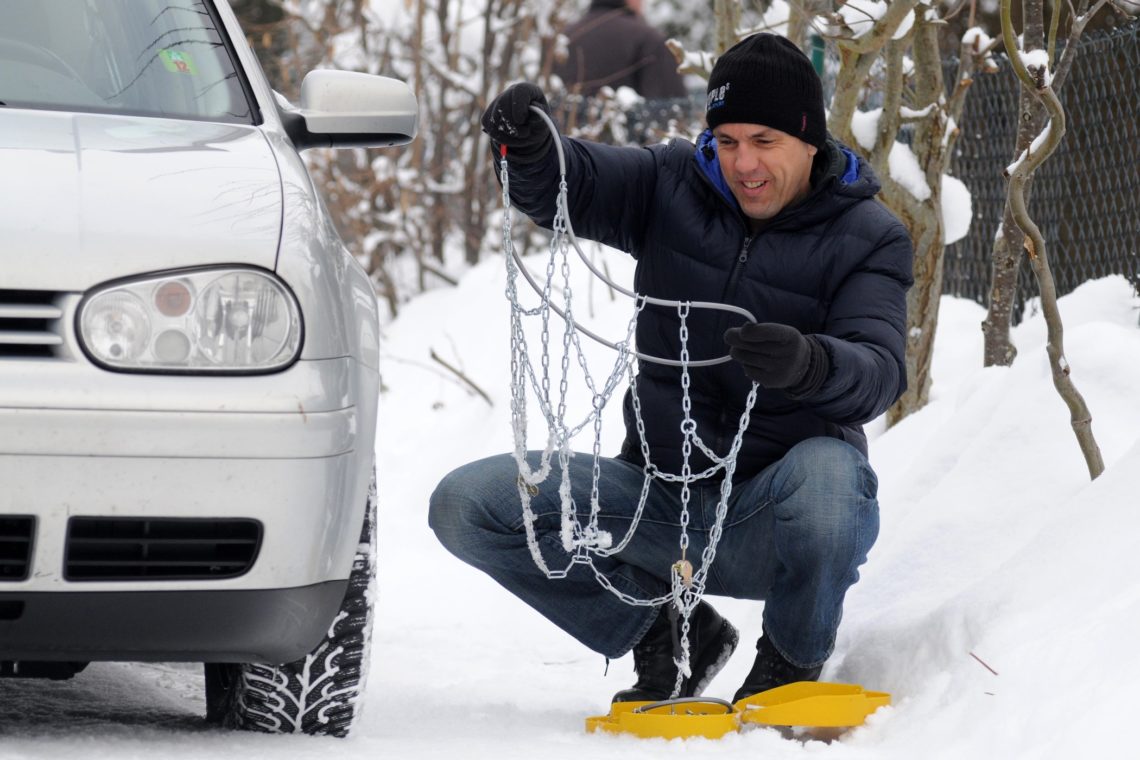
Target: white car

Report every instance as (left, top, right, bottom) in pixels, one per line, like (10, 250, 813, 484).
(0, 0, 416, 736)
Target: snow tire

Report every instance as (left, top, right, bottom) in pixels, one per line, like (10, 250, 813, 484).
(205, 468, 377, 737)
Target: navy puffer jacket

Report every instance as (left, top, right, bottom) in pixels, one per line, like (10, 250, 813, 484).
(500, 130, 913, 481)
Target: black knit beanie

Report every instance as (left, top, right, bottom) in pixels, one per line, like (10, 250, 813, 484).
(705, 33, 826, 148)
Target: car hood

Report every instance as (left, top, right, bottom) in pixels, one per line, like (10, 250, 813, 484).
(0, 109, 282, 291)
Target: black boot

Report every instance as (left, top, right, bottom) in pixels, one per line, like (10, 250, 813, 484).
(733, 633, 823, 704)
(612, 601, 739, 703)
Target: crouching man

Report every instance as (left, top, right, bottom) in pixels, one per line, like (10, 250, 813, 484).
(430, 33, 912, 704)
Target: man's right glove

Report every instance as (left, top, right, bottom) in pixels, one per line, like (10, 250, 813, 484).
(480, 82, 553, 164)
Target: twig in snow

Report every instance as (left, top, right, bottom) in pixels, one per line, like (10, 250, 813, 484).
(429, 348, 494, 407)
(969, 651, 1000, 676)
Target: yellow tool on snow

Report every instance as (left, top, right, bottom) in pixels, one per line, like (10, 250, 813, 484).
(736, 682, 891, 727)
(586, 697, 739, 740)
(585, 682, 890, 739)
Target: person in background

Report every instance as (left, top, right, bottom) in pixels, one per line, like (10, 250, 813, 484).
(554, 0, 687, 99)
(433, 34, 912, 706)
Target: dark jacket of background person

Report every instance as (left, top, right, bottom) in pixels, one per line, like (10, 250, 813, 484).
(498, 131, 913, 482)
(554, 0, 687, 99)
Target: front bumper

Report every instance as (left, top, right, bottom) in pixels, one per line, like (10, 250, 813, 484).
(0, 353, 374, 663)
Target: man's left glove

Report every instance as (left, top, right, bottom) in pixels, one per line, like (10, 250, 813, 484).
(480, 82, 553, 164)
(723, 322, 830, 396)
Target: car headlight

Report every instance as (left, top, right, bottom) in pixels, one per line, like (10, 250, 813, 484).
(78, 268, 303, 373)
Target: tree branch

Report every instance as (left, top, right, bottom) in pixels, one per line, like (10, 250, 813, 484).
(1000, 0, 1105, 480)
(429, 348, 494, 407)
(1052, 0, 1107, 91)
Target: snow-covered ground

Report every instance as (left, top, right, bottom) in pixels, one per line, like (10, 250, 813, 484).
(3, 247, 1138, 759)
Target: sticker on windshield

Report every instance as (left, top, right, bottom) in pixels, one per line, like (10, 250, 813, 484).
(159, 50, 198, 75)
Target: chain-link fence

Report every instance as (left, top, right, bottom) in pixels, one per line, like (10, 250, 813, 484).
(944, 19, 1140, 318)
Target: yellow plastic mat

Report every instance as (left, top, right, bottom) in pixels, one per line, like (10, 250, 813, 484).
(736, 682, 891, 728)
(585, 682, 890, 739)
(586, 698, 738, 740)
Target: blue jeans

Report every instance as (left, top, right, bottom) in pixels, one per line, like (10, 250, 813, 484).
(428, 437, 879, 668)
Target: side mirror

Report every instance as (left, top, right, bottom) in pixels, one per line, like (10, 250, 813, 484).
(281, 70, 418, 150)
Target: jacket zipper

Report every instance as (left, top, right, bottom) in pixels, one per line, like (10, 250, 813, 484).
(710, 233, 753, 460)
(725, 234, 753, 301)
(692, 152, 759, 465)
(690, 157, 756, 302)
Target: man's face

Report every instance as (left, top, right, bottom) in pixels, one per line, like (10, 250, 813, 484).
(712, 123, 818, 222)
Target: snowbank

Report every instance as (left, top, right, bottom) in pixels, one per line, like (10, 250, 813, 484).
(3, 243, 1138, 760)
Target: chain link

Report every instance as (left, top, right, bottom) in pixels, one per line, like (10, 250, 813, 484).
(500, 151, 760, 700)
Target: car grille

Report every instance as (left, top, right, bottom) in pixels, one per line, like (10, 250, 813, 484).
(0, 516, 36, 581)
(0, 290, 66, 358)
(65, 518, 262, 581)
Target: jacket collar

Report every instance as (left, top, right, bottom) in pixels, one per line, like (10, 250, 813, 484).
(695, 129, 736, 208)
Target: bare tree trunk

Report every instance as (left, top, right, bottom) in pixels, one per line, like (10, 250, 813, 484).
(465, 0, 500, 266)
(786, 0, 828, 50)
(999, 0, 1105, 479)
(786, 5, 809, 48)
(982, 0, 1045, 366)
(373, 262, 401, 319)
(982, 191, 1032, 367)
(828, 1, 995, 426)
(887, 208, 943, 426)
(714, 0, 742, 53)
(429, 0, 454, 271)
(886, 13, 948, 425)
(982, 0, 1111, 366)
(405, 0, 432, 294)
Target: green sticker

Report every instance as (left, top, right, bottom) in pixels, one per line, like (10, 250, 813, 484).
(159, 49, 198, 75)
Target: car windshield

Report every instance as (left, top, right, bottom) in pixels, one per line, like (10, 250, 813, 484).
(0, 0, 253, 123)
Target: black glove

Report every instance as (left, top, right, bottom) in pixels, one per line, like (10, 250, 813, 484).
(723, 322, 830, 396)
(480, 82, 553, 164)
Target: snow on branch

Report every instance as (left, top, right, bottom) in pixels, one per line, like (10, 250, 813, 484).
(665, 39, 714, 79)
(1019, 48, 1054, 86)
(1005, 120, 1054, 176)
(834, 0, 888, 38)
(961, 26, 1000, 76)
(900, 103, 937, 121)
(820, 0, 919, 52)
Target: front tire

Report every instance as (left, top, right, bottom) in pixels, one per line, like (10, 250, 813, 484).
(205, 468, 377, 737)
